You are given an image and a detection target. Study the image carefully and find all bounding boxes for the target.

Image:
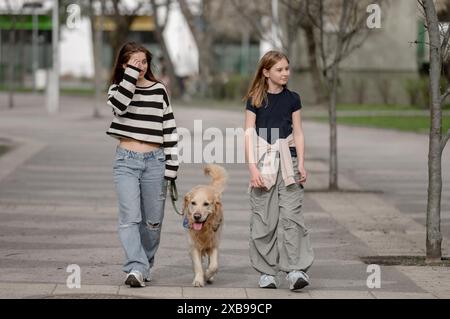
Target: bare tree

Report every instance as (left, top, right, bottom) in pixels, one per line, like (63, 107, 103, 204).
(61, 0, 102, 117)
(419, 0, 450, 262)
(230, 0, 327, 104)
(280, 0, 327, 104)
(178, 0, 214, 96)
(229, 0, 279, 49)
(306, 0, 384, 190)
(92, 0, 104, 118)
(148, 0, 180, 98)
(107, 0, 146, 68)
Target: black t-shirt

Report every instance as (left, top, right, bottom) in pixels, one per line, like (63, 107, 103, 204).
(246, 87, 302, 157)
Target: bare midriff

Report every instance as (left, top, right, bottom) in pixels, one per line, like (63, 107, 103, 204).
(119, 138, 161, 153)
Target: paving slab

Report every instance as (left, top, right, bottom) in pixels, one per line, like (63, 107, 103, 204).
(0, 93, 449, 299)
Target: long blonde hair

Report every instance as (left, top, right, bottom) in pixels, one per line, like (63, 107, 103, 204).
(244, 50, 289, 108)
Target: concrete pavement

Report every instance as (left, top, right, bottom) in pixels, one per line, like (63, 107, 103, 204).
(0, 93, 448, 299)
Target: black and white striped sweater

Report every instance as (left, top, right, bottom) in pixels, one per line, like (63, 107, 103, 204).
(106, 65, 179, 180)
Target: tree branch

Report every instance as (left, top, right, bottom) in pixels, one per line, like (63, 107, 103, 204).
(130, 0, 145, 15)
(441, 22, 450, 52)
(317, 0, 326, 68)
(229, 0, 280, 49)
(149, 0, 171, 33)
(162, 0, 171, 32)
(178, 0, 199, 44)
(441, 129, 450, 151)
(279, 0, 309, 28)
(417, 0, 425, 13)
(441, 86, 450, 103)
(321, 29, 371, 75)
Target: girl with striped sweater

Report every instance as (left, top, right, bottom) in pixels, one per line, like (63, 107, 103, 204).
(106, 42, 179, 287)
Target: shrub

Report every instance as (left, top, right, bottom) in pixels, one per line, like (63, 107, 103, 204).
(376, 79, 393, 105)
(209, 74, 251, 100)
(224, 74, 251, 100)
(404, 78, 427, 108)
(352, 78, 367, 104)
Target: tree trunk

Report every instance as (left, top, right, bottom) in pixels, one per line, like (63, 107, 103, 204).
(149, 0, 180, 98)
(423, 0, 442, 262)
(109, 26, 131, 68)
(197, 29, 213, 96)
(327, 0, 352, 190)
(178, 0, 214, 96)
(328, 64, 338, 190)
(108, 1, 134, 69)
(91, 0, 103, 118)
(303, 23, 327, 105)
(154, 27, 180, 98)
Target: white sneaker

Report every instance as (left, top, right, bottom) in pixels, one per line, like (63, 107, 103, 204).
(258, 274, 278, 289)
(286, 270, 309, 291)
(125, 270, 145, 288)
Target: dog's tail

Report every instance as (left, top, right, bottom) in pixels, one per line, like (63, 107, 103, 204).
(204, 164, 228, 193)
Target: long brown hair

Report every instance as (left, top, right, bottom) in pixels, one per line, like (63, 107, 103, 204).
(110, 42, 159, 85)
(243, 50, 289, 108)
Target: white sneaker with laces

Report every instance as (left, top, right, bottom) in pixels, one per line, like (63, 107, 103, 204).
(258, 274, 278, 289)
(286, 270, 309, 291)
(125, 270, 145, 288)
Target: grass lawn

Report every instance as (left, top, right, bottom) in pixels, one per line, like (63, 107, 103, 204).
(336, 103, 450, 111)
(307, 103, 450, 133)
(0, 86, 97, 96)
(336, 104, 421, 111)
(311, 115, 450, 134)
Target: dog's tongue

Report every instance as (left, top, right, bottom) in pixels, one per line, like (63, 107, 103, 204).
(193, 222, 203, 231)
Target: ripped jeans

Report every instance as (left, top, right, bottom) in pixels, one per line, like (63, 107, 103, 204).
(113, 146, 168, 278)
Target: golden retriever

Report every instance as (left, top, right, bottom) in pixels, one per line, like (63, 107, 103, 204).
(182, 164, 227, 287)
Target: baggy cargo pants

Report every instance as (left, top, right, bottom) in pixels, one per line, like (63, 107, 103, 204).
(249, 156, 314, 276)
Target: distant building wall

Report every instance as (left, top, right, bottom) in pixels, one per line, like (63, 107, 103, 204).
(290, 0, 421, 106)
(340, 0, 418, 72)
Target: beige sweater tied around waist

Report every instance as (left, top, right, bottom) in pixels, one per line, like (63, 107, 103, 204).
(248, 128, 296, 191)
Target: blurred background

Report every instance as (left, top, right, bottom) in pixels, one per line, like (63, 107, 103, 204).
(0, 0, 446, 106)
(0, 0, 449, 135)
(0, 1, 449, 295)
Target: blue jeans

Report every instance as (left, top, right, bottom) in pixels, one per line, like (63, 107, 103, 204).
(113, 146, 168, 278)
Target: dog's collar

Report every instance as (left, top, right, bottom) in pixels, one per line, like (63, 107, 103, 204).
(182, 215, 190, 229)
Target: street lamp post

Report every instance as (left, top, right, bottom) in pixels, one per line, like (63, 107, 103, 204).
(47, 0, 59, 114)
(22, 1, 43, 93)
(32, 9, 38, 92)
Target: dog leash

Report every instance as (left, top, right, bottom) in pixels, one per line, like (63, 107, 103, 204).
(169, 180, 183, 216)
(169, 180, 189, 229)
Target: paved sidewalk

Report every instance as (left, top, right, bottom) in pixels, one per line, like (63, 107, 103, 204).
(0, 93, 449, 299)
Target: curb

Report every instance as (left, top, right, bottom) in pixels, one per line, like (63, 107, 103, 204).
(0, 135, 46, 183)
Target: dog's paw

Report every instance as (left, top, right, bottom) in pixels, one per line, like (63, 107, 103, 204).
(192, 277, 205, 287)
(205, 269, 217, 283)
